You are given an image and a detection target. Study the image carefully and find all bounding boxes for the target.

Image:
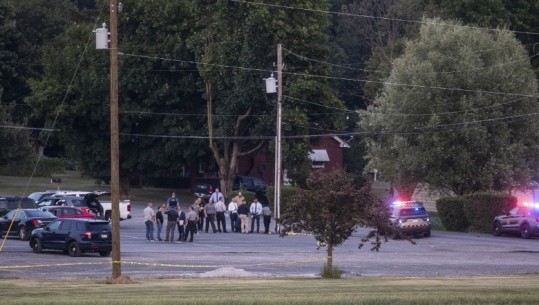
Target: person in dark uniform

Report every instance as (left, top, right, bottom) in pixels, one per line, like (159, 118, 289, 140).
(164, 206, 179, 242)
(156, 204, 165, 241)
(167, 192, 178, 209)
(177, 206, 186, 241)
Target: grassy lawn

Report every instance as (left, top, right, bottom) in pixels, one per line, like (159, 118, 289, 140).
(1, 276, 539, 304)
(0, 171, 192, 204)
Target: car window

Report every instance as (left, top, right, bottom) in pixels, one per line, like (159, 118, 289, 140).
(5, 210, 17, 220)
(62, 208, 77, 215)
(26, 210, 55, 218)
(59, 221, 72, 230)
(47, 220, 61, 230)
(509, 207, 520, 215)
(88, 223, 111, 231)
(76, 222, 87, 231)
(70, 199, 86, 207)
(47, 208, 59, 216)
(398, 207, 427, 217)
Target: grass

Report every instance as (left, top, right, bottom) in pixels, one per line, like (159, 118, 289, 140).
(1, 276, 539, 304)
(0, 171, 192, 204)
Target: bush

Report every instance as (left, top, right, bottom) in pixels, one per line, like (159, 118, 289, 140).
(436, 197, 470, 232)
(463, 192, 516, 233)
(320, 264, 341, 279)
(266, 185, 298, 214)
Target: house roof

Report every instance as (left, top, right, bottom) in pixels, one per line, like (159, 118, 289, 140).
(332, 136, 351, 148)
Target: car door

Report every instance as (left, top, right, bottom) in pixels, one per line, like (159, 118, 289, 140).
(55, 220, 73, 249)
(0, 210, 18, 235)
(41, 220, 61, 249)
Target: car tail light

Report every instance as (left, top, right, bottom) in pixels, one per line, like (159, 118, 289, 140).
(83, 232, 92, 239)
(127, 203, 131, 212)
(32, 219, 43, 226)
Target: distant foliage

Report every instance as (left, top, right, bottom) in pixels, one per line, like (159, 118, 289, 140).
(437, 193, 516, 233)
(266, 185, 298, 213)
(463, 193, 516, 233)
(320, 264, 341, 279)
(436, 197, 470, 232)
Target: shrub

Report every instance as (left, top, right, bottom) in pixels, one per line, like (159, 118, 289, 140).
(436, 197, 470, 232)
(266, 185, 298, 214)
(0, 156, 65, 177)
(463, 192, 516, 233)
(320, 264, 341, 279)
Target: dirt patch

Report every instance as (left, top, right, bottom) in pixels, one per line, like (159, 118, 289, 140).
(103, 275, 136, 284)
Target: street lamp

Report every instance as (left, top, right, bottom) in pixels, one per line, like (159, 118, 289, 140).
(265, 44, 283, 233)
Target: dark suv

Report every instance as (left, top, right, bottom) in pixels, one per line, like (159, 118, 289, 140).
(0, 196, 36, 216)
(233, 176, 267, 193)
(389, 201, 431, 239)
(29, 219, 112, 257)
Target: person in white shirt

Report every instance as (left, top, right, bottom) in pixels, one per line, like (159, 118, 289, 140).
(228, 197, 239, 232)
(210, 187, 224, 203)
(215, 197, 227, 233)
(143, 202, 156, 241)
(249, 198, 263, 233)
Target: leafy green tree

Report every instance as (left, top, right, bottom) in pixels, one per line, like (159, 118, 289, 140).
(28, 0, 205, 193)
(360, 18, 539, 196)
(280, 170, 390, 271)
(189, 0, 345, 193)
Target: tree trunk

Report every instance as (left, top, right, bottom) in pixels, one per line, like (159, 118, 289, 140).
(326, 243, 333, 270)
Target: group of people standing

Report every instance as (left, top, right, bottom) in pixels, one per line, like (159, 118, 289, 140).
(143, 189, 273, 243)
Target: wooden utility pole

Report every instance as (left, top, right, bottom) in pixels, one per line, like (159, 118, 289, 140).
(109, 0, 121, 278)
(274, 44, 283, 233)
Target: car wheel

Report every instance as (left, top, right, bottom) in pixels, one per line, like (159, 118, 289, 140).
(520, 223, 531, 239)
(99, 251, 111, 257)
(391, 230, 400, 240)
(424, 230, 431, 238)
(68, 241, 81, 257)
(31, 238, 43, 253)
(18, 227, 28, 241)
(492, 222, 502, 236)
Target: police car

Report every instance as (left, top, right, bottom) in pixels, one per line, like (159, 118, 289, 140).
(389, 201, 431, 239)
(492, 202, 539, 239)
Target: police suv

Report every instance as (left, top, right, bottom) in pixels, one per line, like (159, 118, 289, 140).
(389, 201, 431, 239)
(492, 202, 539, 239)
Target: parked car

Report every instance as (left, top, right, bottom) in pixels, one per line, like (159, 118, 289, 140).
(233, 176, 267, 193)
(492, 203, 539, 238)
(389, 201, 431, 239)
(29, 218, 112, 257)
(27, 191, 57, 203)
(40, 206, 96, 219)
(0, 196, 36, 217)
(194, 183, 214, 202)
(37, 191, 131, 221)
(0, 209, 56, 240)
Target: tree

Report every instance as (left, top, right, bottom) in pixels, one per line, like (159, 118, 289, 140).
(189, 0, 345, 194)
(360, 18, 539, 196)
(280, 170, 390, 272)
(27, 0, 207, 193)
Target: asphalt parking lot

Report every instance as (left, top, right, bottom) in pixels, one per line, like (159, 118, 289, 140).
(2, 203, 539, 279)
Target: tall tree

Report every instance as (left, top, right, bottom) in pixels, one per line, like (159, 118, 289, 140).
(189, 0, 345, 194)
(28, 0, 205, 192)
(360, 18, 539, 196)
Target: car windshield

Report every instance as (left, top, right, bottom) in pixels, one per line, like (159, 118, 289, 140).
(28, 193, 44, 202)
(25, 210, 55, 218)
(398, 207, 427, 217)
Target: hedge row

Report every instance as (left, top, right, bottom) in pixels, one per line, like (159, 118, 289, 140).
(436, 192, 516, 233)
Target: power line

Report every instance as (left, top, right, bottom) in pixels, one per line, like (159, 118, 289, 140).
(230, 0, 539, 36)
(0, 125, 59, 132)
(120, 52, 539, 98)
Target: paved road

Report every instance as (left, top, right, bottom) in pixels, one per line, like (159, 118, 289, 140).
(1, 204, 539, 279)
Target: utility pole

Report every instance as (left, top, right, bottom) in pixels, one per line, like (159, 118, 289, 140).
(274, 44, 283, 233)
(109, 0, 121, 279)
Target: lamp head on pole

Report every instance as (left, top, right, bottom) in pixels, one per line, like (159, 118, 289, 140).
(264, 73, 277, 94)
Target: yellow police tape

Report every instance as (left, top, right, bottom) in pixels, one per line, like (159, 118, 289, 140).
(0, 257, 326, 270)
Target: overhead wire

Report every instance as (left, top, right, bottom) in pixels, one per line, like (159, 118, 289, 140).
(230, 0, 539, 36)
